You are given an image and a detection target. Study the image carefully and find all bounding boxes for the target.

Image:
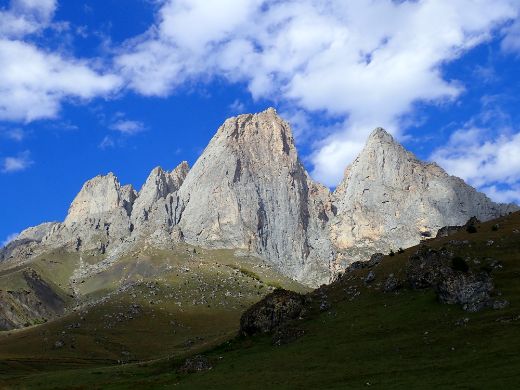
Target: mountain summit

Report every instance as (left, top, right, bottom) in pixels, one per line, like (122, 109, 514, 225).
(1, 109, 517, 287)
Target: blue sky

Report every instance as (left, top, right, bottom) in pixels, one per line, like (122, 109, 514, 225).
(1, 0, 520, 245)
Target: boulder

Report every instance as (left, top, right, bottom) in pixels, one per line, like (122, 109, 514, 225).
(239, 289, 306, 336)
(435, 271, 494, 312)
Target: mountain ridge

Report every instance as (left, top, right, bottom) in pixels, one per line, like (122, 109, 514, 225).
(1, 108, 517, 287)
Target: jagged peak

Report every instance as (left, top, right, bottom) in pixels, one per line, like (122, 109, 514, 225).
(171, 161, 190, 176)
(367, 127, 396, 144)
(65, 172, 129, 224)
(213, 107, 296, 159)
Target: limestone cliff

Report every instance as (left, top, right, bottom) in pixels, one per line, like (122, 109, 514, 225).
(330, 128, 518, 268)
(176, 108, 334, 286)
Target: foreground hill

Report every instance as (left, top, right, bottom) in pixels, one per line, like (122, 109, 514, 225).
(2, 211, 518, 388)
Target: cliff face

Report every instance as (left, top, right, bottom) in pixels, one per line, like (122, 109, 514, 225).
(2, 110, 517, 287)
(330, 128, 518, 269)
(176, 108, 334, 286)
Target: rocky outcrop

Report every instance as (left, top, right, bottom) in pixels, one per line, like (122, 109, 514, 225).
(176, 108, 334, 286)
(406, 246, 496, 312)
(131, 162, 189, 229)
(331, 128, 518, 269)
(240, 289, 306, 336)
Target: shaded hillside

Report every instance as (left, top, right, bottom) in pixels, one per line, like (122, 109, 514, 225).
(4, 211, 518, 388)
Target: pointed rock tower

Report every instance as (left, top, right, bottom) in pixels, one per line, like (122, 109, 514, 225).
(176, 108, 334, 286)
(330, 127, 517, 266)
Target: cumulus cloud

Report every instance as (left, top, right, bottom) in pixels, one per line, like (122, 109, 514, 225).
(0, 0, 122, 122)
(116, 0, 519, 186)
(431, 127, 520, 203)
(2, 150, 33, 173)
(0, 0, 56, 37)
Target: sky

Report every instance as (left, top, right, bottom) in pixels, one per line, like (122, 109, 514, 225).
(1, 0, 520, 246)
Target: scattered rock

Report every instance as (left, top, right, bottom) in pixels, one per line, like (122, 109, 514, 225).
(364, 271, 376, 284)
(179, 355, 212, 373)
(383, 274, 400, 292)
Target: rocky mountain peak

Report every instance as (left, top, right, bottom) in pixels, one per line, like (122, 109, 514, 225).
(65, 173, 135, 225)
(214, 107, 296, 159)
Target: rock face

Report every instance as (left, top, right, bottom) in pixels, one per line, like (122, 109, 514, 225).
(239, 289, 306, 336)
(176, 108, 334, 286)
(406, 247, 495, 312)
(331, 128, 517, 268)
(2, 109, 517, 287)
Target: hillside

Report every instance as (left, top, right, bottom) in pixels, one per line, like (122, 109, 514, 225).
(2, 211, 517, 388)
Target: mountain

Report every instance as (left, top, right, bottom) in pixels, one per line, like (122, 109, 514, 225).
(330, 127, 517, 269)
(175, 108, 334, 286)
(1, 109, 517, 290)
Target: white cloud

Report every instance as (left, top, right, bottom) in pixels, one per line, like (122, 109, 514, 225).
(2, 232, 19, 247)
(2, 150, 33, 173)
(110, 120, 145, 135)
(116, 0, 519, 186)
(502, 17, 520, 54)
(431, 127, 520, 203)
(0, 0, 56, 37)
(0, 1, 122, 122)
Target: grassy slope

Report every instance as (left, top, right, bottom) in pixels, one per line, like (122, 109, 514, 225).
(0, 245, 307, 388)
(3, 212, 519, 389)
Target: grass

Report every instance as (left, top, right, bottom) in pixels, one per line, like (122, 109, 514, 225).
(1, 212, 520, 388)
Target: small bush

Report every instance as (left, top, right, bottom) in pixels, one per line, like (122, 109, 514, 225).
(491, 224, 499, 232)
(466, 225, 478, 234)
(452, 256, 469, 273)
(389, 250, 395, 257)
(397, 248, 405, 254)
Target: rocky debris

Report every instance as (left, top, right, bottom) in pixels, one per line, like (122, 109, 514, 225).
(435, 270, 494, 312)
(383, 274, 400, 292)
(406, 247, 499, 312)
(348, 253, 384, 272)
(406, 247, 450, 289)
(436, 226, 460, 238)
(364, 271, 376, 284)
(179, 355, 212, 373)
(239, 289, 306, 336)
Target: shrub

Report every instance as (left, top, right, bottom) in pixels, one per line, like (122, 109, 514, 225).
(389, 250, 395, 257)
(452, 256, 469, 273)
(491, 224, 499, 232)
(397, 248, 405, 254)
